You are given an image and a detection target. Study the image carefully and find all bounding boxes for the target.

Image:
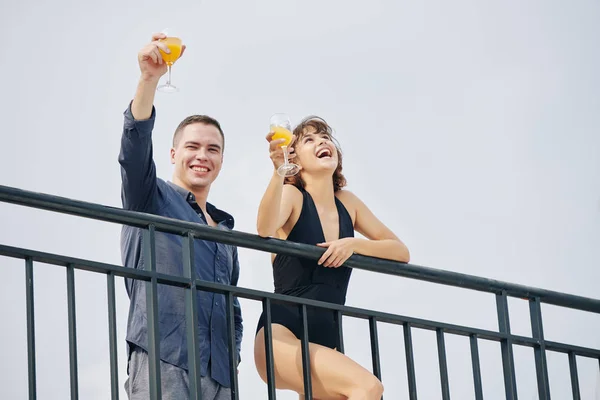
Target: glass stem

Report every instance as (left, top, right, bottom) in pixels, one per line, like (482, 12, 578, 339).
(282, 146, 289, 166)
(167, 64, 172, 85)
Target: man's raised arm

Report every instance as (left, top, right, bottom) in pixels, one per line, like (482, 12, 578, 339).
(118, 33, 186, 212)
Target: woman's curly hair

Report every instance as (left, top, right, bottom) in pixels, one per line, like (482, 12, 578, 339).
(285, 116, 347, 192)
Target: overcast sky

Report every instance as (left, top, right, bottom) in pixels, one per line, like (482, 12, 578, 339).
(1, 0, 599, 399)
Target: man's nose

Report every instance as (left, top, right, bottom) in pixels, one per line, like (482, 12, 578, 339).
(195, 148, 208, 160)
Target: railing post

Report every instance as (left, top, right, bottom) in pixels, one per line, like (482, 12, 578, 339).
(469, 334, 484, 400)
(66, 264, 79, 400)
(262, 298, 277, 400)
(25, 257, 37, 400)
(226, 292, 240, 400)
(183, 233, 202, 400)
(496, 291, 518, 400)
(369, 316, 383, 400)
(529, 297, 550, 399)
(143, 225, 161, 400)
(403, 322, 418, 400)
(300, 304, 313, 399)
(335, 310, 345, 354)
(436, 328, 450, 400)
(568, 352, 581, 400)
(106, 272, 119, 400)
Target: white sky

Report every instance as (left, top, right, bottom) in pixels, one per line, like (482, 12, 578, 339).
(1, 0, 599, 399)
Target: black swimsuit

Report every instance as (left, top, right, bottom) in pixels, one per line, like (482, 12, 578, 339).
(255, 188, 354, 349)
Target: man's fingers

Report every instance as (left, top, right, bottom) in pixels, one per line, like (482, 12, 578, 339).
(152, 48, 163, 64)
(151, 32, 167, 41)
(153, 40, 171, 54)
(146, 49, 157, 64)
(140, 45, 161, 64)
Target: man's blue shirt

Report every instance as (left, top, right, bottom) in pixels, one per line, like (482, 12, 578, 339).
(118, 104, 242, 388)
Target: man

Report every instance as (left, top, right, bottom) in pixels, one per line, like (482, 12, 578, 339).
(119, 32, 243, 399)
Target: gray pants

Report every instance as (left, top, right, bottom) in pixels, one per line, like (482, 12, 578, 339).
(125, 346, 231, 400)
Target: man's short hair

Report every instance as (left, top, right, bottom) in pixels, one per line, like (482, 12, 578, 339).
(173, 115, 225, 151)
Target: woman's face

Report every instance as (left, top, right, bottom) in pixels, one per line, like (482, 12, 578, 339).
(293, 126, 339, 175)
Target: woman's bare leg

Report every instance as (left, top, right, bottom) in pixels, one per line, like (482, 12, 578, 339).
(255, 325, 383, 400)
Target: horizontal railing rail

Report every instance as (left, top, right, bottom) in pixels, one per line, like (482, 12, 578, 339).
(2, 243, 599, 359)
(1, 185, 598, 313)
(1, 184, 598, 400)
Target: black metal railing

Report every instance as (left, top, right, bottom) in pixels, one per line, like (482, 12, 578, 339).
(1, 184, 599, 400)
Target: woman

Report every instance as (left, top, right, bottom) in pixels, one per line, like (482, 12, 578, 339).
(254, 116, 410, 400)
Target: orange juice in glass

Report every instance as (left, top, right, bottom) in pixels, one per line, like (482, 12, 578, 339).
(157, 32, 183, 93)
(270, 114, 300, 177)
(159, 37, 183, 65)
(271, 126, 293, 147)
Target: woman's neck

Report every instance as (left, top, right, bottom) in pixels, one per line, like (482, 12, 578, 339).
(302, 174, 336, 206)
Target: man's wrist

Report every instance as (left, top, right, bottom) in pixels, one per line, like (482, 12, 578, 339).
(139, 74, 161, 85)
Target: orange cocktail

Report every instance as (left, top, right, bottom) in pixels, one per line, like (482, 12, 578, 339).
(269, 113, 300, 177)
(159, 37, 183, 65)
(271, 126, 293, 147)
(157, 35, 184, 93)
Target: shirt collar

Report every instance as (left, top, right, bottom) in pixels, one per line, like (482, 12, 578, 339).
(167, 181, 235, 229)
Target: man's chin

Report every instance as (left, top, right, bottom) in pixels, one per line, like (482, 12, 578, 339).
(189, 177, 213, 188)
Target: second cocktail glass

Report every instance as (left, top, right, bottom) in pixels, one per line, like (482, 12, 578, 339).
(270, 113, 300, 177)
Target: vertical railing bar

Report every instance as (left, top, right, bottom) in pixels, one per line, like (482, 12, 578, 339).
(469, 334, 484, 400)
(369, 316, 383, 400)
(25, 257, 37, 400)
(66, 264, 79, 400)
(436, 328, 450, 400)
(183, 233, 202, 400)
(335, 310, 345, 354)
(568, 352, 581, 400)
(262, 298, 276, 400)
(403, 322, 418, 400)
(226, 292, 240, 400)
(300, 304, 313, 399)
(106, 272, 119, 400)
(143, 225, 161, 400)
(496, 291, 518, 400)
(529, 297, 550, 399)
